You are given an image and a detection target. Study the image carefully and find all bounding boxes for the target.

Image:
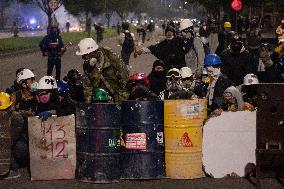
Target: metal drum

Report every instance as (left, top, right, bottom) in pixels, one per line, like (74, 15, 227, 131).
(164, 99, 207, 179)
(75, 103, 121, 183)
(121, 101, 165, 179)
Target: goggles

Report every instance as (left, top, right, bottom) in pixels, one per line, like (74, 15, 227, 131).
(166, 71, 181, 78)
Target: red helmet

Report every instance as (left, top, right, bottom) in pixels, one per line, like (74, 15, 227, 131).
(129, 73, 150, 87)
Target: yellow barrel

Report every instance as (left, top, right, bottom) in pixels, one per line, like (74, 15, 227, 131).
(164, 99, 207, 179)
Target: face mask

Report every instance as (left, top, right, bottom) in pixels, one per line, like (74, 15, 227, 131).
(231, 42, 243, 54)
(30, 82, 38, 92)
(182, 80, 192, 89)
(36, 93, 51, 104)
(154, 71, 165, 77)
(167, 80, 182, 91)
(166, 36, 174, 40)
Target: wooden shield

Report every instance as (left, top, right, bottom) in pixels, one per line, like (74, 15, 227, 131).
(0, 111, 11, 175)
(28, 115, 76, 180)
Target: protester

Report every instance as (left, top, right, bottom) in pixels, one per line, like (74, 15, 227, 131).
(216, 21, 232, 55)
(94, 23, 104, 43)
(39, 26, 66, 81)
(204, 54, 232, 113)
(160, 68, 194, 100)
(76, 38, 129, 102)
(118, 22, 136, 65)
(11, 21, 19, 37)
(5, 68, 25, 95)
(220, 33, 254, 86)
(241, 73, 259, 111)
(36, 76, 74, 120)
(180, 66, 194, 90)
(63, 69, 84, 102)
(276, 19, 284, 41)
(148, 60, 167, 96)
(12, 69, 38, 112)
(137, 25, 190, 70)
(208, 19, 219, 54)
(127, 73, 159, 101)
(0, 92, 27, 179)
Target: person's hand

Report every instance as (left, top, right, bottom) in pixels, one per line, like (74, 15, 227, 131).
(211, 109, 223, 117)
(38, 111, 52, 121)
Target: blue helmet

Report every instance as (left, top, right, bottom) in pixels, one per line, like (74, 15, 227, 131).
(204, 54, 221, 67)
(57, 80, 69, 94)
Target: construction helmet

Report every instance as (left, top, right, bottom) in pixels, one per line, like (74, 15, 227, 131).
(76, 38, 98, 56)
(129, 73, 150, 87)
(224, 21, 232, 28)
(166, 68, 181, 78)
(179, 19, 193, 31)
(37, 76, 57, 90)
(243, 74, 259, 86)
(91, 88, 110, 102)
(16, 69, 35, 84)
(180, 67, 193, 78)
(204, 54, 221, 68)
(0, 92, 13, 110)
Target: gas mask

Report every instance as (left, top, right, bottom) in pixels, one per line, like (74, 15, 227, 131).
(181, 78, 193, 89)
(36, 92, 51, 104)
(166, 78, 182, 91)
(206, 67, 221, 78)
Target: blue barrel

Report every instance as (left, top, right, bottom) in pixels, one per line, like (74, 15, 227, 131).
(121, 101, 165, 179)
(75, 103, 121, 183)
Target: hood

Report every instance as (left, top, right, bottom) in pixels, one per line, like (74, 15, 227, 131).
(224, 86, 244, 111)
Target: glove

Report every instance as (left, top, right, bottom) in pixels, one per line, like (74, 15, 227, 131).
(38, 111, 52, 121)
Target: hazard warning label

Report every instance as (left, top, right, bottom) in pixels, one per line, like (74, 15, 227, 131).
(125, 133, 147, 150)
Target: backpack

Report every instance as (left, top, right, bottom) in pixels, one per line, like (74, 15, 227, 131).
(122, 32, 134, 52)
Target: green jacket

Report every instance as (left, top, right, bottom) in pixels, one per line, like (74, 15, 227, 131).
(83, 47, 129, 102)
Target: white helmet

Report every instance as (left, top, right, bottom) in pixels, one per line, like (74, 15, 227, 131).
(180, 67, 193, 78)
(37, 76, 57, 90)
(16, 69, 35, 84)
(179, 19, 193, 31)
(76, 38, 98, 56)
(166, 68, 181, 78)
(243, 74, 259, 85)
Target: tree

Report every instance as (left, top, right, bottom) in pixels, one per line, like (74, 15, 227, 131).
(109, 0, 141, 20)
(0, 0, 10, 29)
(17, 0, 62, 27)
(63, 0, 104, 36)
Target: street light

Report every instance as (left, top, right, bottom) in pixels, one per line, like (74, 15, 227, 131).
(185, 1, 188, 5)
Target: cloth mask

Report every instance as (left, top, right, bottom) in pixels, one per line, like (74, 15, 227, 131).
(36, 93, 51, 104)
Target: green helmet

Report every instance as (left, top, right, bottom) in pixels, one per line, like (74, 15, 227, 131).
(91, 88, 110, 102)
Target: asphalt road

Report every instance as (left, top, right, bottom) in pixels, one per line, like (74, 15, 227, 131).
(0, 30, 283, 189)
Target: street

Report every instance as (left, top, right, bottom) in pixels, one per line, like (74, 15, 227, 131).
(0, 30, 283, 189)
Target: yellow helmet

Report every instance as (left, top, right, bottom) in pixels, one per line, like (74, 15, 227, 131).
(0, 92, 13, 110)
(224, 22, 232, 28)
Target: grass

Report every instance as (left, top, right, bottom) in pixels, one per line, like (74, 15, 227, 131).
(0, 28, 117, 52)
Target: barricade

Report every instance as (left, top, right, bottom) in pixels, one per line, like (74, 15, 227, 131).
(0, 112, 11, 176)
(28, 115, 76, 180)
(164, 99, 207, 179)
(120, 101, 165, 179)
(75, 103, 121, 183)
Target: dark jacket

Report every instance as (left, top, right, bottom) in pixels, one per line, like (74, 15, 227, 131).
(148, 71, 167, 95)
(209, 74, 233, 112)
(39, 34, 64, 57)
(148, 36, 190, 69)
(221, 47, 254, 86)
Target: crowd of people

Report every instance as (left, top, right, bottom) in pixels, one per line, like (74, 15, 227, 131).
(1, 17, 284, 180)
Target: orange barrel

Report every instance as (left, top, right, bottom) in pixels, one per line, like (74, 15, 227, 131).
(164, 99, 207, 179)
